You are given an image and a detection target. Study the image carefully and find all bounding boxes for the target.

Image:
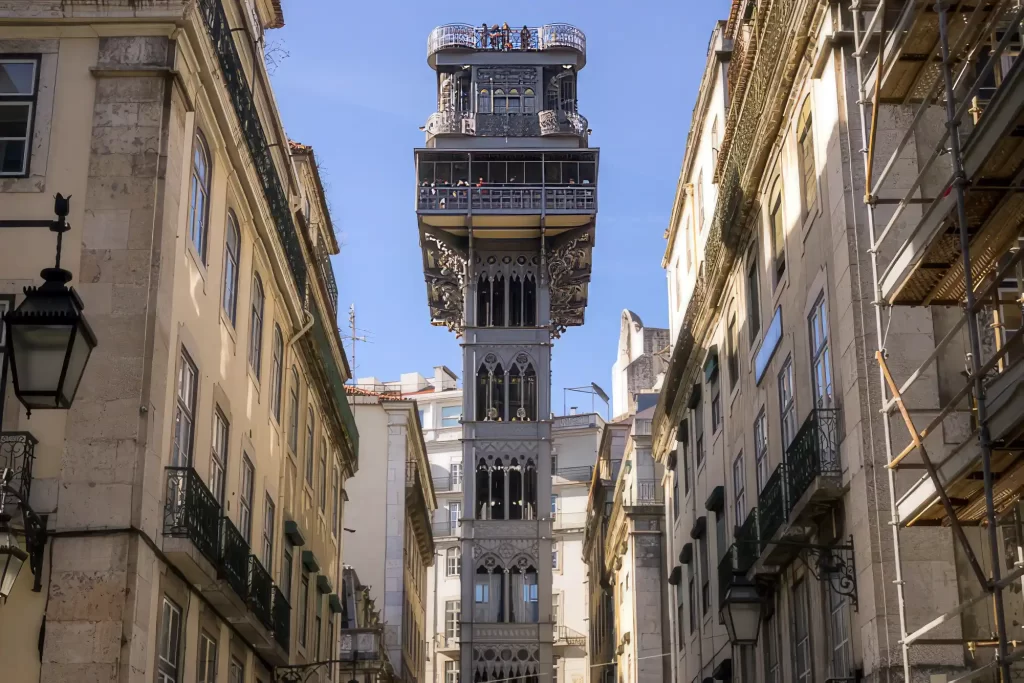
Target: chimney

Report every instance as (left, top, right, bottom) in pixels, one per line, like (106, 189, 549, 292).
(570, 406, 577, 415)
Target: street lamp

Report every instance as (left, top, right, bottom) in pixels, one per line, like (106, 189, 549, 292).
(3, 194, 97, 413)
(0, 514, 27, 600)
(720, 579, 763, 646)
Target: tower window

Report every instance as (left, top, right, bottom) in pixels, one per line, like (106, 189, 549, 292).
(475, 458, 538, 521)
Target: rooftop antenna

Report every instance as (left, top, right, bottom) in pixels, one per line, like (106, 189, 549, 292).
(563, 383, 610, 420)
(347, 304, 367, 377)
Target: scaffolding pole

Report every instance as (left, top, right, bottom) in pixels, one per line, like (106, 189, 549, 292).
(852, 0, 1019, 680)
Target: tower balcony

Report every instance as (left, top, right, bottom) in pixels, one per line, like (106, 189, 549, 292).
(538, 110, 588, 140)
(427, 23, 586, 68)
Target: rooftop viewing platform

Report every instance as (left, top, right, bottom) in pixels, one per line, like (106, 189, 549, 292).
(427, 23, 587, 68)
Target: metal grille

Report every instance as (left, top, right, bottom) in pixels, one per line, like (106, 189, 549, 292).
(785, 408, 840, 506)
(219, 516, 250, 601)
(757, 465, 788, 545)
(247, 555, 274, 629)
(163, 467, 221, 566)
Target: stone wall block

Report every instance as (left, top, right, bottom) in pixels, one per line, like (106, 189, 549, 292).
(47, 569, 128, 621)
(83, 209, 132, 250)
(97, 37, 169, 68)
(42, 619, 122, 664)
(38, 663, 117, 683)
(57, 482, 134, 530)
(127, 207, 156, 250)
(51, 534, 129, 573)
(79, 248, 153, 285)
(85, 176, 157, 210)
(88, 153, 135, 178)
(93, 102, 140, 128)
(65, 397, 140, 442)
(60, 437, 137, 485)
(111, 284, 149, 316)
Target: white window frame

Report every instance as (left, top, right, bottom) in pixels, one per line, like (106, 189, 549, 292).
(732, 452, 746, 524)
(0, 58, 40, 177)
(445, 599, 461, 639)
(809, 292, 834, 408)
(441, 405, 461, 427)
(240, 454, 254, 544)
(211, 409, 229, 505)
(779, 356, 796, 448)
(754, 409, 769, 492)
(446, 546, 461, 577)
(157, 597, 182, 683)
(198, 631, 217, 683)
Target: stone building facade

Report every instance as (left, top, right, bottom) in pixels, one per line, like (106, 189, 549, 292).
(416, 21, 597, 683)
(0, 2, 357, 683)
(344, 390, 436, 683)
(654, 2, 1024, 683)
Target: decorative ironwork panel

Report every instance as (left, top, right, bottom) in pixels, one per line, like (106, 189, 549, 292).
(219, 516, 250, 601)
(785, 408, 840, 505)
(248, 554, 274, 629)
(272, 585, 291, 652)
(0, 432, 36, 511)
(757, 464, 788, 546)
(538, 110, 588, 137)
(316, 238, 338, 314)
(163, 467, 221, 566)
(539, 24, 586, 53)
(736, 507, 759, 567)
(340, 628, 382, 661)
(555, 625, 587, 647)
(427, 24, 585, 56)
(717, 545, 737, 605)
(197, 0, 307, 296)
(311, 308, 359, 459)
(424, 110, 476, 136)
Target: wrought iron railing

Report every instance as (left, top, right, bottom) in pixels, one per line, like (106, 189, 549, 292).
(785, 408, 840, 506)
(553, 511, 588, 530)
(219, 516, 250, 601)
(272, 585, 290, 651)
(432, 474, 464, 492)
(625, 479, 664, 506)
(316, 238, 338, 314)
(424, 110, 476, 136)
(538, 110, 588, 137)
(340, 628, 383, 661)
(555, 624, 587, 647)
(427, 23, 586, 57)
(717, 545, 736, 605)
(312, 309, 359, 461)
(248, 555, 274, 629)
(163, 467, 221, 566)
(0, 432, 37, 507)
(757, 465, 789, 546)
(736, 507, 759, 567)
(416, 185, 596, 212)
(432, 521, 462, 538)
(197, 0, 306, 295)
(553, 466, 593, 482)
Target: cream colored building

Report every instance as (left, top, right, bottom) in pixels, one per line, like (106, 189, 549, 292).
(0, 2, 358, 683)
(655, 3, 1024, 683)
(345, 388, 436, 683)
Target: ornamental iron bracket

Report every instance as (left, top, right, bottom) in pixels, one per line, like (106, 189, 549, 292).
(274, 660, 383, 683)
(1, 467, 49, 594)
(793, 536, 857, 611)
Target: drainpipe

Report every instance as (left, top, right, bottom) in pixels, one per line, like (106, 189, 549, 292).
(432, 550, 441, 683)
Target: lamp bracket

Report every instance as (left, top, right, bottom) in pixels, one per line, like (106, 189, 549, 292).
(791, 536, 857, 610)
(1, 481, 48, 593)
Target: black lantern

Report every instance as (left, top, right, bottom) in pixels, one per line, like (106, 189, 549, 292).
(720, 579, 763, 646)
(0, 514, 27, 601)
(3, 194, 97, 412)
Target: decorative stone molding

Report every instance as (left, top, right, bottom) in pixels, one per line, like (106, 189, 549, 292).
(472, 538, 539, 570)
(473, 643, 541, 678)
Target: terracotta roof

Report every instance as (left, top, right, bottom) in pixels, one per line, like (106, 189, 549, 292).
(269, 0, 284, 29)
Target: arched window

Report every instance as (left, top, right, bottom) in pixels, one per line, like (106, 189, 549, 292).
(510, 276, 523, 327)
(305, 406, 315, 485)
(476, 460, 491, 518)
(475, 457, 537, 521)
(188, 130, 212, 261)
(222, 211, 241, 324)
(477, 275, 492, 327)
(288, 366, 299, 452)
(508, 458, 524, 520)
(507, 88, 521, 114)
(509, 565, 539, 623)
(797, 97, 817, 214)
(248, 274, 265, 377)
(493, 89, 507, 114)
(492, 275, 505, 326)
(478, 88, 491, 114)
(523, 275, 537, 326)
(270, 325, 284, 421)
(768, 180, 786, 286)
(523, 88, 536, 114)
(474, 566, 504, 622)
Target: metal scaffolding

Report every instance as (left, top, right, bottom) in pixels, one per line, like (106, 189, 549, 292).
(852, 0, 1024, 681)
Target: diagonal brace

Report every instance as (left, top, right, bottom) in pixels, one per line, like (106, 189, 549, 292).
(876, 350, 991, 590)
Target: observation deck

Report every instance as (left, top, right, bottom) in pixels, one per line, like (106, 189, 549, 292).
(427, 23, 586, 69)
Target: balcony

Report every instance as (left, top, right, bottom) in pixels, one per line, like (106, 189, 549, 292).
(424, 110, 476, 137)
(247, 555, 274, 630)
(432, 521, 463, 539)
(416, 185, 597, 215)
(553, 511, 588, 532)
(435, 633, 460, 655)
(272, 586, 291, 652)
(622, 479, 663, 507)
(340, 627, 384, 661)
(432, 474, 464, 493)
(316, 238, 338, 314)
(784, 408, 842, 521)
(219, 517, 250, 601)
(426, 23, 586, 67)
(554, 625, 587, 655)
(539, 110, 588, 139)
(553, 466, 593, 483)
(163, 467, 221, 582)
(756, 465, 788, 564)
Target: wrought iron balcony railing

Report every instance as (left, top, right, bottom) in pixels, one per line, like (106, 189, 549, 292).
(555, 625, 587, 647)
(197, 0, 306, 295)
(219, 516, 250, 602)
(427, 23, 586, 59)
(553, 466, 593, 483)
(163, 467, 221, 566)
(538, 110, 588, 137)
(623, 479, 664, 506)
(316, 238, 338, 314)
(432, 521, 462, 538)
(417, 185, 596, 213)
(757, 465, 789, 547)
(784, 408, 840, 506)
(248, 554, 274, 630)
(340, 628, 383, 661)
(432, 474, 464, 492)
(0, 432, 37, 508)
(424, 110, 476, 136)
(273, 585, 291, 652)
(717, 545, 736, 606)
(736, 507, 759, 566)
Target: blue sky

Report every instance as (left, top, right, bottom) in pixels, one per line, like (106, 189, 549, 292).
(272, 0, 730, 412)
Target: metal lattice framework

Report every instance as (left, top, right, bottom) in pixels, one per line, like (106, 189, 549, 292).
(851, 1, 1024, 680)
